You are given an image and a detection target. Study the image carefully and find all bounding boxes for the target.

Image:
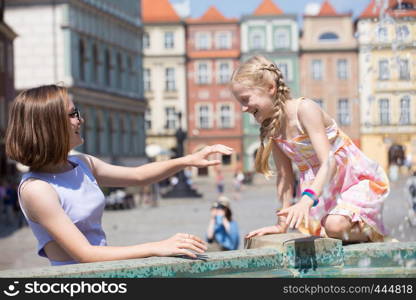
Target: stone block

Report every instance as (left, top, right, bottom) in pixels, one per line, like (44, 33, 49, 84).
(245, 233, 344, 271)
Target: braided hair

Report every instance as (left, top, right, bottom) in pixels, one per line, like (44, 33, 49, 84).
(231, 56, 291, 178)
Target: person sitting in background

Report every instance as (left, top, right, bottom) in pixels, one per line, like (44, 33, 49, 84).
(206, 196, 239, 251)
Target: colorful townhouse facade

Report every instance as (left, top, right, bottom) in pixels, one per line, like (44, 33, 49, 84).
(141, 0, 187, 161)
(357, 0, 416, 171)
(4, 0, 147, 167)
(300, 0, 360, 147)
(240, 0, 300, 172)
(185, 6, 243, 176)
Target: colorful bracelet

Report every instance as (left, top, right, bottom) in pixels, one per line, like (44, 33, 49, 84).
(301, 188, 319, 207)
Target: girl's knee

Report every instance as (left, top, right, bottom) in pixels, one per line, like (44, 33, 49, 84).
(323, 215, 352, 238)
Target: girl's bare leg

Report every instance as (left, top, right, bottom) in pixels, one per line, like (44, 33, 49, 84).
(322, 215, 369, 243)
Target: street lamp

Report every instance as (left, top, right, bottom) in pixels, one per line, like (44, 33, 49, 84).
(162, 111, 202, 198)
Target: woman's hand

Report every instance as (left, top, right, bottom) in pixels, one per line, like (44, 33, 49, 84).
(186, 144, 233, 168)
(276, 196, 314, 229)
(152, 233, 207, 259)
(245, 224, 287, 239)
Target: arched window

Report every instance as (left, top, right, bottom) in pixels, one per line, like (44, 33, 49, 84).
(79, 39, 86, 81)
(318, 32, 339, 41)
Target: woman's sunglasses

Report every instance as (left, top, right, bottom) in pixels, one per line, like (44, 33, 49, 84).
(68, 108, 81, 121)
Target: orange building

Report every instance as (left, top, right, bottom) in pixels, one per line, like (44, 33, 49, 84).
(300, 1, 360, 146)
(185, 6, 242, 176)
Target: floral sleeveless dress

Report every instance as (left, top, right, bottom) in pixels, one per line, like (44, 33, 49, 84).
(274, 104, 389, 242)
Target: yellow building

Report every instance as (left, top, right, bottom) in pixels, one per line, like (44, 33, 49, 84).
(357, 0, 416, 172)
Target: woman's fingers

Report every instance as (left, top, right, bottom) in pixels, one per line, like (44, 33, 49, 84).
(295, 213, 304, 229)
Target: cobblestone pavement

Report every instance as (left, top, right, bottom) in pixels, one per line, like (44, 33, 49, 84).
(0, 173, 415, 271)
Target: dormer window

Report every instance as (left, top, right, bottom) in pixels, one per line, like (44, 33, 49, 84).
(393, 1, 414, 10)
(319, 32, 339, 41)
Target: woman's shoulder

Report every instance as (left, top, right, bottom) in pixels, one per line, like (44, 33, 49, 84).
(69, 153, 94, 171)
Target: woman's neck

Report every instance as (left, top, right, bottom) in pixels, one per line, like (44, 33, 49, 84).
(36, 160, 73, 173)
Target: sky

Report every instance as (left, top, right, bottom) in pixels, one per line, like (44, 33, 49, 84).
(169, 0, 372, 27)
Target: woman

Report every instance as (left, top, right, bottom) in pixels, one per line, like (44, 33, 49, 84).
(5, 84, 233, 265)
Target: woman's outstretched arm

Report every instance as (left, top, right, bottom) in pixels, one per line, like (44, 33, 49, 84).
(20, 180, 207, 262)
(79, 144, 233, 187)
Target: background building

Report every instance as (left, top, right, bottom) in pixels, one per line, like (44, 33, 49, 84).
(300, 0, 360, 146)
(186, 6, 243, 176)
(142, 0, 187, 161)
(5, 0, 146, 167)
(357, 0, 416, 171)
(240, 0, 300, 172)
(0, 0, 16, 179)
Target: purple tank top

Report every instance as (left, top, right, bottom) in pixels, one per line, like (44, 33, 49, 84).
(18, 155, 107, 266)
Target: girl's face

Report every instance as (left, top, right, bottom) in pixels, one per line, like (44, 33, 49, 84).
(231, 83, 275, 124)
(67, 100, 84, 149)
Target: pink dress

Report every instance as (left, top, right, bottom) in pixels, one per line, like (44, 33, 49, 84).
(274, 102, 389, 242)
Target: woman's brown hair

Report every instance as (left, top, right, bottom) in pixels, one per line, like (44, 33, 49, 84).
(5, 84, 71, 171)
(231, 55, 291, 178)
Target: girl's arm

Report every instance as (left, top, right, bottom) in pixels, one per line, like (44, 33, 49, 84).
(78, 144, 233, 187)
(245, 142, 294, 238)
(20, 180, 207, 262)
(277, 99, 337, 229)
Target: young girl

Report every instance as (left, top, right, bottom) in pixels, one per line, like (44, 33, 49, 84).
(231, 56, 389, 243)
(5, 84, 233, 266)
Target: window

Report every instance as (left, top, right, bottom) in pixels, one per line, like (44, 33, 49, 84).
(218, 62, 230, 84)
(250, 30, 265, 50)
(144, 68, 151, 92)
(399, 59, 410, 80)
(396, 25, 410, 41)
(337, 59, 348, 80)
(164, 32, 174, 49)
(219, 104, 232, 128)
(126, 56, 133, 90)
(314, 99, 324, 108)
(145, 109, 152, 130)
(312, 60, 322, 80)
(216, 32, 231, 49)
(104, 49, 111, 86)
(274, 29, 290, 49)
(165, 68, 176, 91)
(79, 39, 86, 81)
(319, 32, 339, 41)
(377, 27, 388, 42)
(337, 99, 350, 125)
(399, 96, 410, 125)
(143, 32, 150, 49)
(277, 62, 289, 81)
(379, 99, 390, 125)
(197, 105, 211, 129)
(0, 42, 4, 72)
(7, 44, 13, 76)
(165, 107, 177, 129)
(379, 60, 389, 80)
(197, 63, 209, 84)
(92, 44, 99, 83)
(116, 52, 123, 89)
(196, 33, 210, 50)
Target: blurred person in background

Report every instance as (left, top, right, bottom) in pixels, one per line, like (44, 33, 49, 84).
(206, 196, 239, 251)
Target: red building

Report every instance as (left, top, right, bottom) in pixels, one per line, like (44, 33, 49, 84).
(0, 0, 16, 179)
(185, 6, 242, 176)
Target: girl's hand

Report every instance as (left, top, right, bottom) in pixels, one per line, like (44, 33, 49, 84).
(276, 196, 314, 229)
(152, 233, 207, 258)
(245, 225, 287, 239)
(186, 144, 233, 168)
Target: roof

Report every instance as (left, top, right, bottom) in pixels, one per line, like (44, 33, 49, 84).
(359, 0, 416, 19)
(141, 0, 181, 23)
(317, 1, 338, 16)
(253, 0, 283, 16)
(186, 6, 238, 24)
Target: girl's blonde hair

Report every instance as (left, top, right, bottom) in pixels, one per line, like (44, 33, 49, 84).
(231, 55, 291, 178)
(5, 84, 71, 171)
